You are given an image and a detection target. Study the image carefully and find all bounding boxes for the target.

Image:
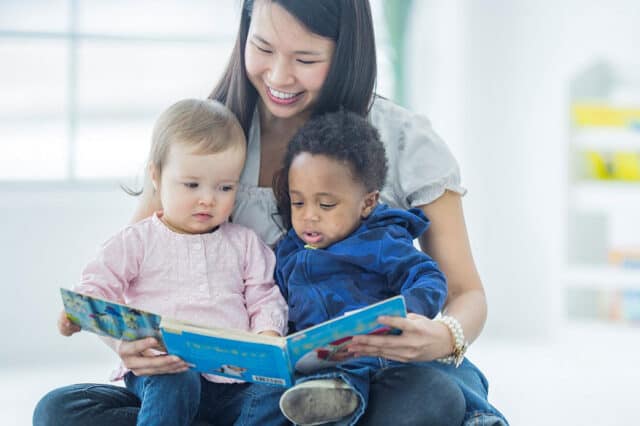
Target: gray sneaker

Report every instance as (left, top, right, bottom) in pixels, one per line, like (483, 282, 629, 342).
(279, 379, 359, 425)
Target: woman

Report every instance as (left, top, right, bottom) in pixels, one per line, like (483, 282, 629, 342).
(34, 1, 506, 425)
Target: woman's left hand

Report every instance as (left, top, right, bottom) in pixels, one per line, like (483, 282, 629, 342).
(348, 313, 454, 363)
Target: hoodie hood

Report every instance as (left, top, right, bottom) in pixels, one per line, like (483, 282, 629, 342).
(363, 204, 429, 239)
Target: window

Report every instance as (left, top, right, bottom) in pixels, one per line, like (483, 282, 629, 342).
(0, 0, 392, 182)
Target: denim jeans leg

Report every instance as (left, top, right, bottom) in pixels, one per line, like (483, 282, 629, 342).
(125, 371, 201, 426)
(33, 383, 140, 426)
(358, 364, 466, 426)
(234, 383, 289, 426)
(427, 359, 509, 425)
(293, 357, 379, 426)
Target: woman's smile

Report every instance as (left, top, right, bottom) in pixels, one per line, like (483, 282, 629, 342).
(266, 86, 304, 105)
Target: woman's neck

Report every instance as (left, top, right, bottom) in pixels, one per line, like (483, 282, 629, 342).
(258, 101, 310, 141)
(257, 102, 310, 187)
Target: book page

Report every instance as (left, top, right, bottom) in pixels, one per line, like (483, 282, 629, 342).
(285, 296, 407, 374)
(160, 321, 292, 386)
(60, 288, 163, 341)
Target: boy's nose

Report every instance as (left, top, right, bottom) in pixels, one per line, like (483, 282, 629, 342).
(303, 208, 319, 222)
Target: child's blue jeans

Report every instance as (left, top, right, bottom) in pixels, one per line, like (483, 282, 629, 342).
(124, 371, 200, 425)
(125, 371, 288, 426)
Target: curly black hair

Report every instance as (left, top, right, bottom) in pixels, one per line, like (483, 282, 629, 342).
(273, 109, 389, 230)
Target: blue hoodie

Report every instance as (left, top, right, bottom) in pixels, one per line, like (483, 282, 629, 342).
(275, 204, 447, 332)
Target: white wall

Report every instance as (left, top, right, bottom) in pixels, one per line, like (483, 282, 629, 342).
(407, 0, 640, 338)
(1, 186, 137, 366)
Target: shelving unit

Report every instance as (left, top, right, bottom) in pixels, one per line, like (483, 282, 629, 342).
(565, 61, 640, 325)
(564, 266, 640, 289)
(572, 127, 640, 151)
(572, 181, 640, 211)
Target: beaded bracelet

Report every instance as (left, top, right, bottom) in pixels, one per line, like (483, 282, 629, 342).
(435, 315, 468, 367)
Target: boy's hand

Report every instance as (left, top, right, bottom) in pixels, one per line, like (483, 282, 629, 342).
(57, 310, 81, 336)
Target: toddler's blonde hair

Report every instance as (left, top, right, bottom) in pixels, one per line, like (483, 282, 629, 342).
(149, 98, 245, 175)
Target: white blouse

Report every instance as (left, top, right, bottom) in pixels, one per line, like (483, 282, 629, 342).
(232, 96, 466, 247)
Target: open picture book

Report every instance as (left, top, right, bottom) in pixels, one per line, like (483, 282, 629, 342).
(60, 288, 407, 387)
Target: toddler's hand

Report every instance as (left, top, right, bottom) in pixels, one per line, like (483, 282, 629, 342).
(57, 310, 81, 336)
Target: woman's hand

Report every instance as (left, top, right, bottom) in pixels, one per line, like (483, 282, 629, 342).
(348, 313, 454, 363)
(115, 337, 190, 376)
(57, 310, 81, 336)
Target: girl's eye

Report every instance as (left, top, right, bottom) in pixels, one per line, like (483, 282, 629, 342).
(184, 182, 198, 189)
(320, 203, 336, 209)
(291, 201, 304, 208)
(220, 185, 235, 192)
(296, 59, 318, 65)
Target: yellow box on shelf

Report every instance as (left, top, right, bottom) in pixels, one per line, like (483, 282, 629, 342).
(612, 152, 640, 180)
(583, 151, 611, 179)
(581, 150, 640, 181)
(572, 103, 640, 128)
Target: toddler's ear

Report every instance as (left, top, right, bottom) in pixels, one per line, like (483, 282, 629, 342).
(361, 191, 380, 219)
(148, 163, 159, 192)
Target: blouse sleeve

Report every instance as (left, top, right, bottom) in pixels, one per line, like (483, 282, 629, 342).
(241, 228, 288, 336)
(369, 97, 467, 210)
(74, 226, 144, 303)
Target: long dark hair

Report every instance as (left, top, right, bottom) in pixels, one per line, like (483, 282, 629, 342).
(273, 109, 388, 230)
(209, 0, 377, 136)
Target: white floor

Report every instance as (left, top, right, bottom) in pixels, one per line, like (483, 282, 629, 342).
(468, 323, 640, 425)
(4, 323, 638, 425)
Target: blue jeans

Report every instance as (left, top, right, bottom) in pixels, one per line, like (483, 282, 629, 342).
(33, 360, 507, 425)
(297, 357, 508, 426)
(427, 359, 509, 426)
(33, 373, 288, 426)
(124, 371, 200, 425)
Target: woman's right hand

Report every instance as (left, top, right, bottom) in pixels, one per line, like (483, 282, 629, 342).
(115, 337, 190, 376)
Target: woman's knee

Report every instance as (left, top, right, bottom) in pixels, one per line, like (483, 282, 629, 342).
(396, 366, 465, 426)
(33, 384, 95, 426)
(362, 365, 466, 426)
(33, 386, 64, 425)
(33, 383, 139, 426)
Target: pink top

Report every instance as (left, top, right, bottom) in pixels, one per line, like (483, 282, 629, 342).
(75, 214, 287, 383)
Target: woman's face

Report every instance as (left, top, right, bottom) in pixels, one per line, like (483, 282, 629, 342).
(245, 1, 335, 121)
